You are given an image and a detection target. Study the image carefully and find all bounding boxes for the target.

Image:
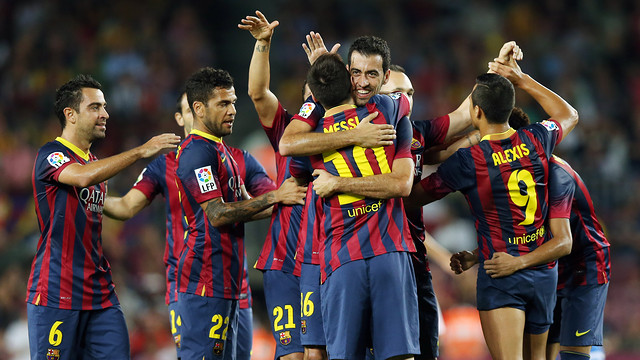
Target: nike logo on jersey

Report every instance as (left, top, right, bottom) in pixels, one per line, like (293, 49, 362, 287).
(575, 329, 591, 337)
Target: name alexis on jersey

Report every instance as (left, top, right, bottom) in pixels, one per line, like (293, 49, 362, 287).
(324, 116, 360, 133)
(79, 187, 105, 213)
(492, 143, 530, 166)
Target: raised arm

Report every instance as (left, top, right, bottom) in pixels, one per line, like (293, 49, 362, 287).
(103, 189, 150, 220)
(279, 112, 397, 156)
(201, 177, 306, 227)
(57, 133, 180, 188)
(239, 10, 281, 127)
(489, 58, 578, 141)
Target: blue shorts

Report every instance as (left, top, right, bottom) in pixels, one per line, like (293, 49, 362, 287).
(476, 264, 557, 334)
(27, 304, 130, 360)
(236, 307, 253, 360)
(321, 252, 419, 360)
(177, 292, 238, 360)
(548, 283, 609, 346)
(412, 253, 439, 359)
(263, 270, 304, 358)
(300, 263, 326, 347)
(168, 301, 182, 358)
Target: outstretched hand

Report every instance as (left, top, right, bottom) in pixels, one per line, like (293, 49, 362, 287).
(238, 10, 279, 41)
(139, 133, 181, 158)
(496, 41, 523, 62)
(303, 31, 341, 65)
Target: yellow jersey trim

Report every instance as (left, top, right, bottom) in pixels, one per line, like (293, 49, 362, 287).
(481, 128, 516, 142)
(55, 137, 90, 161)
(191, 129, 222, 143)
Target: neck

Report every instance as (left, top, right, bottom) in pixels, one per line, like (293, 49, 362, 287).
(325, 102, 356, 117)
(478, 121, 512, 140)
(60, 128, 91, 153)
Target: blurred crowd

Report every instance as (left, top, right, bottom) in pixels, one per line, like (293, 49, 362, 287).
(1, 0, 639, 358)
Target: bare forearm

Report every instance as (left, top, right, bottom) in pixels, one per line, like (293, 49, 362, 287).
(518, 219, 572, 269)
(103, 191, 149, 220)
(204, 193, 277, 227)
(280, 130, 358, 156)
(60, 147, 144, 188)
(335, 173, 412, 199)
(248, 39, 272, 100)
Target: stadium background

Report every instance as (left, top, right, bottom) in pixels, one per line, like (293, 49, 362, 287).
(1, 1, 639, 358)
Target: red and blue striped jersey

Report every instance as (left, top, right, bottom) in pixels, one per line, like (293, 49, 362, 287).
(304, 94, 415, 281)
(175, 130, 245, 299)
(289, 157, 323, 276)
(255, 101, 323, 274)
(27, 137, 118, 310)
(548, 155, 610, 288)
(230, 146, 277, 308)
(421, 120, 563, 268)
(407, 115, 450, 264)
(132, 151, 185, 305)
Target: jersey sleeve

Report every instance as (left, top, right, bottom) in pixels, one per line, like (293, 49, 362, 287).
(291, 97, 325, 128)
(261, 103, 289, 151)
(176, 142, 223, 204)
(132, 156, 164, 202)
(242, 150, 277, 196)
(36, 146, 76, 183)
(394, 116, 413, 160)
(548, 161, 575, 219)
(412, 115, 451, 150)
(525, 119, 562, 157)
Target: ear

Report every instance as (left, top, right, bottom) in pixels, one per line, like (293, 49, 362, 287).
(382, 69, 391, 85)
(193, 101, 205, 118)
(175, 112, 184, 127)
(63, 107, 76, 125)
(474, 104, 482, 120)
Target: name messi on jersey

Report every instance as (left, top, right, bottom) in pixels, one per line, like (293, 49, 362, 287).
(79, 187, 105, 213)
(492, 143, 530, 166)
(324, 116, 360, 133)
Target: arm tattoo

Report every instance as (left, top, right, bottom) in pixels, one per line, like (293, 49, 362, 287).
(256, 44, 269, 53)
(205, 193, 275, 226)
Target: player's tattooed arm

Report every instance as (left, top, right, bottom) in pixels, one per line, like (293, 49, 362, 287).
(201, 178, 306, 227)
(203, 196, 275, 227)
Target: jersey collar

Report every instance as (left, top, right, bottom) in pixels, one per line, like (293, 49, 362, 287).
(191, 129, 222, 143)
(481, 128, 516, 142)
(55, 137, 90, 161)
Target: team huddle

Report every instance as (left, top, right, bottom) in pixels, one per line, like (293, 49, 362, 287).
(26, 10, 610, 360)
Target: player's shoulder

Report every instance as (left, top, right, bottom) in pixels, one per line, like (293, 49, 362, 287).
(37, 141, 74, 168)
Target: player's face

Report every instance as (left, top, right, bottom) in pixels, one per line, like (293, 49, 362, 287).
(202, 87, 237, 137)
(349, 51, 389, 106)
(176, 93, 194, 136)
(75, 88, 109, 142)
(380, 70, 414, 116)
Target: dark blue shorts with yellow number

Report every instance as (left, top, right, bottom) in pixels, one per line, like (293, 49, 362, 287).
(27, 303, 130, 360)
(299, 263, 325, 347)
(176, 292, 238, 360)
(263, 270, 303, 358)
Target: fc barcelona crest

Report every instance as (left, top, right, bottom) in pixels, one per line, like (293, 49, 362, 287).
(47, 348, 60, 360)
(174, 334, 181, 349)
(279, 330, 292, 345)
(213, 340, 224, 356)
(301, 320, 307, 334)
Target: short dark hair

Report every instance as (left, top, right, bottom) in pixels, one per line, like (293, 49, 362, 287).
(176, 91, 186, 114)
(185, 67, 233, 113)
(307, 53, 352, 109)
(508, 107, 530, 130)
(54, 74, 102, 129)
(389, 64, 406, 73)
(471, 73, 515, 124)
(348, 36, 391, 73)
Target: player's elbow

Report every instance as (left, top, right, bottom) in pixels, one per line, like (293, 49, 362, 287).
(559, 108, 579, 134)
(278, 137, 295, 157)
(557, 235, 572, 257)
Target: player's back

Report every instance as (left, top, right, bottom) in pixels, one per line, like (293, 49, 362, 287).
(436, 120, 562, 265)
(310, 94, 415, 280)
